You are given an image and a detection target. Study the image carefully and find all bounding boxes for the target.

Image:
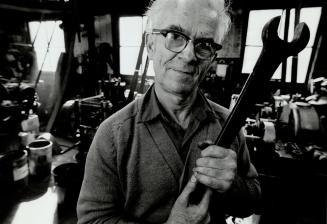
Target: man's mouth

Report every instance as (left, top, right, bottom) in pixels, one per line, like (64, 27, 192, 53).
(172, 69, 194, 75)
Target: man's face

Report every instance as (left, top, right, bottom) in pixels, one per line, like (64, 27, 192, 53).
(147, 1, 219, 97)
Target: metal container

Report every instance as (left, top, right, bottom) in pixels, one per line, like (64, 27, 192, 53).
(27, 139, 52, 178)
(0, 150, 28, 192)
(52, 162, 83, 208)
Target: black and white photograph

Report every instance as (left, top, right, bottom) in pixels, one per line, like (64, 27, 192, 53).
(0, 0, 326, 223)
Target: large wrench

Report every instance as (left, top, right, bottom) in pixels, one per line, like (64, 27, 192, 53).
(215, 16, 310, 147)
(190, 16, 309, 204)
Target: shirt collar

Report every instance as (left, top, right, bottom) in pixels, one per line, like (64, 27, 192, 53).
(138, 84, 218, 123)
(138, 84, 161, 122)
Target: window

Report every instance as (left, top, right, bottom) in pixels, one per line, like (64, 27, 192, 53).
(297, 7, 322, 83)
(29, 21, 65, 72)
(119, 16, 155, 76)
(242, 7, 322, 83)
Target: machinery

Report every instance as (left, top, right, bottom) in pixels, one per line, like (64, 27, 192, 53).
(243, 84, 327, 161)
(0, 80, 38, 153)
(53, 77, 127, 162)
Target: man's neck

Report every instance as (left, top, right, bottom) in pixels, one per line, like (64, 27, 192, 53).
(154, 85, 197, 129)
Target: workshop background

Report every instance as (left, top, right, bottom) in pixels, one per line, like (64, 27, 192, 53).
(0, 0, 327, 223)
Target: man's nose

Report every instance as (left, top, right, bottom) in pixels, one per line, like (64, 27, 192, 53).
(179, 41, 197, 62)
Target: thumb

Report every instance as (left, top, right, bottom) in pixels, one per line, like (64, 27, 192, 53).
(179, 175, 197, 205)
(199, 188, 212, 211)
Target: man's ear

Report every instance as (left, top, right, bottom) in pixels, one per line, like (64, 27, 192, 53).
(145, 34, 155, 59)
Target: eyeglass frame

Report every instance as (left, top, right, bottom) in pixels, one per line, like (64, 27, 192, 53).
(148, 28, 222, 60)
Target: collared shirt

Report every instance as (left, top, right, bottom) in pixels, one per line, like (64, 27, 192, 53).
(148, 86, 216, 162)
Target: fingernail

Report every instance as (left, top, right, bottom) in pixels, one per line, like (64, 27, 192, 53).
(191, 175, 196, 183)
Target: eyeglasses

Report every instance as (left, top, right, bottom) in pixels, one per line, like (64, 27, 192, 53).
(150, 29, 222, 60)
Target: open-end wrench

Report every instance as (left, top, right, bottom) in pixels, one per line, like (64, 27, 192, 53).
(215, 16, 310, 147)
(190, 16, 309, 204)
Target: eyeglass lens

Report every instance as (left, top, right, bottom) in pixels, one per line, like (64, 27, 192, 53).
(195, 42, 214, 59)
(164, 31, 215, 59)
(166, 32, 186, 52)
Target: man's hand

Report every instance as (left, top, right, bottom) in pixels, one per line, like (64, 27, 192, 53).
(194, 141, 237, 193)
(166, 175, 212, 224)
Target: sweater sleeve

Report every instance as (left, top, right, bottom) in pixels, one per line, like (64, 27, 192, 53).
(76, 121, 141, 224)
(218, 130, 261, 218)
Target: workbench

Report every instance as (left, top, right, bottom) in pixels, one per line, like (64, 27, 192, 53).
(0, 144, 81, 224)
(250, 140, 327, 224)
(1, 137, 327, 224)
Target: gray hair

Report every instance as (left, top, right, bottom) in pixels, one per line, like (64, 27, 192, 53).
(144, 0, 231, 43)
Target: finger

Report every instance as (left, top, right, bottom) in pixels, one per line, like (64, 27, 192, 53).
(179, 175, 197, 205)
(196, 157, 237, 170)
(201, 146, 236, 159)
(193, 167, 235, 181)
(199, 188, 212, 211)
(195, 172, 232, 192)
(196, 157, 218, 169)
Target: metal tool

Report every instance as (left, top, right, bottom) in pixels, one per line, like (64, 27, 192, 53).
(215, 16, 310, 148)
(190, 16, 309, 204)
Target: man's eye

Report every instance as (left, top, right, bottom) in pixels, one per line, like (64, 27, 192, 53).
(166, 32, 184, 41)
(196, 42, 213, 51)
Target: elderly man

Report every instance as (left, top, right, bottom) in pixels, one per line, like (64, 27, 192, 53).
(77, 0, 261, 223)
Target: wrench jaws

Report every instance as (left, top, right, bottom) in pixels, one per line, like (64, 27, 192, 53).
(262, 16, 310, 59)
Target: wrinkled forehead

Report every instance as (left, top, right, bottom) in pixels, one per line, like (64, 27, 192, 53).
(157, 0, 219, 35)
